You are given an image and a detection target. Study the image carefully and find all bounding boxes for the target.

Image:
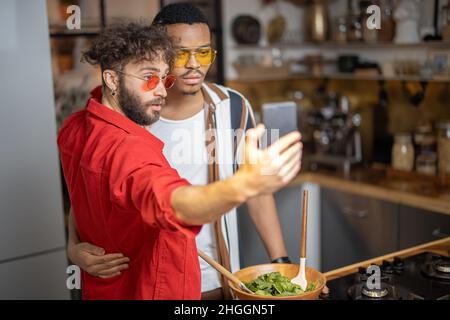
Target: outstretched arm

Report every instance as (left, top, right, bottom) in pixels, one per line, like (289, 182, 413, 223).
(171, 125, 302, 226)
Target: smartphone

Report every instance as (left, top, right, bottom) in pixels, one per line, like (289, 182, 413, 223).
(261, 101, 298, 148)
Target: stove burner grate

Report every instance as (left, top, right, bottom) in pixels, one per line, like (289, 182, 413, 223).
(422, 255, 450, 281)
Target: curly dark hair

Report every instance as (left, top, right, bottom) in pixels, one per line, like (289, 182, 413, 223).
(82, 22, 175, 72)
(152, 2, 210, 28)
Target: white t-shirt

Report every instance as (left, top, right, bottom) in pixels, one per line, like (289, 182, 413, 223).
(149, 108, 222, 292)
(148, 83, 255, 293)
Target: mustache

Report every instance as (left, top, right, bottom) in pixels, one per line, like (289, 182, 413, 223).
(180, 70, 205, 78)
(144, 98, 165, 107)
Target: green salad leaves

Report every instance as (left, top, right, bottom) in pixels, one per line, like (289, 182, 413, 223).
(245, 272, 316, 297)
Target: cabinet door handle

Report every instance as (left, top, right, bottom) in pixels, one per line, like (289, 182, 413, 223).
(432, 228, 449, 239)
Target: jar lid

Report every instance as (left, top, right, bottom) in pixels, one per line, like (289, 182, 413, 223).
(414, 133, 436, 145)
(395, 133, 412, 143)
(417, 152, 437, 163)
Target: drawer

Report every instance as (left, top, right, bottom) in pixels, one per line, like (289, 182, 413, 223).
(399, 206, 450, 249)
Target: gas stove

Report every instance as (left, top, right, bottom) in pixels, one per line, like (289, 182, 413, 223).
(322, 252, 450, 300)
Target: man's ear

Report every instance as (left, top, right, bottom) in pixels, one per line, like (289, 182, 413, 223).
(103, 70, 118, 93)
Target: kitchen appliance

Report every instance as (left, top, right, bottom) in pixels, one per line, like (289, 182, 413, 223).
(0, 1, 69, 299)
(323, 252, 450, 300)
(307, 95, 363, 175)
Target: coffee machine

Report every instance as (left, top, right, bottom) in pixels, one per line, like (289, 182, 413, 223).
(306, 94, 363, 175)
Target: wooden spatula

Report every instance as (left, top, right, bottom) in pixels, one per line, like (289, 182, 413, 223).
(291, 189, 309, 291)
(197, 249, 255, 295)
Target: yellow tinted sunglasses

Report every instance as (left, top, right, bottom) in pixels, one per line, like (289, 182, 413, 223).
(175, 47, 217, 68)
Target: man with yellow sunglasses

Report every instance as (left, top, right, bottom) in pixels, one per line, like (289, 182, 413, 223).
(67, 3, 296, 300)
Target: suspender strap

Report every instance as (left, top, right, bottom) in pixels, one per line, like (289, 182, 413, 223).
(228, 90, 247, 173)
(202, 86, 233, 300)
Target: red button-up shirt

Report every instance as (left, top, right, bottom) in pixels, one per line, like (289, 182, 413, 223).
(58, 88, 201, 300)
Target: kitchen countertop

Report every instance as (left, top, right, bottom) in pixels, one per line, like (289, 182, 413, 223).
(324, 237, 450, 281)
(289, 166, 450, 216)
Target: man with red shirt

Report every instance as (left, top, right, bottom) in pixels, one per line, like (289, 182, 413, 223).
(58, 23, 302, 300)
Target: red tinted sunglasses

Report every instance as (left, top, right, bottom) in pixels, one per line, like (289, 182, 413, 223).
(116, 71, 176, 92)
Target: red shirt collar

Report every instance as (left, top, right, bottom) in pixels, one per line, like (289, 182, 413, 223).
(86, 86, 164, 150)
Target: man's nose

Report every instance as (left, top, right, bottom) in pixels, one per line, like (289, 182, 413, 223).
(154, 80, 167, 98)
(186, 52, 200, 69)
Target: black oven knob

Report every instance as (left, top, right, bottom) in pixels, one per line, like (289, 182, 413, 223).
(393, 257, 405, 273)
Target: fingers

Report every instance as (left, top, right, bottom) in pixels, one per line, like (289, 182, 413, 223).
(88, 257, 130, 277)
(97, 263, 130, 278)
(278, 147, 301, 178)
(274, 142, 302, 170)
(246, 124, 265, 144)
(99, 273, 121, 279)
(83, 253, 129, 273)
(96, 253, 128, 265)
(261, 141, 301, 177)
(282, 160, 301, 184)
(267, 131, 301, 157)
(80, 242, 105, 256)
(244, 124, 265, 162)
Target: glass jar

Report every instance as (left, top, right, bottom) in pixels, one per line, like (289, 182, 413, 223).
(416, 152, 437, 176)
(333, 16, 348, 43)
(392, 133, 415, 171)
(437, 121, 450, 176)
(347, 14, 363, 42)
(378, 0, 396, 42)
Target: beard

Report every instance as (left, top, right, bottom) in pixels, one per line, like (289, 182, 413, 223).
(117, 79, 163, 126)
(182, 91, 199, 96)
(179, 70, 205, 96)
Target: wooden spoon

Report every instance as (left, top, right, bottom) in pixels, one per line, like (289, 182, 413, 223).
(291, 189, 309, 290)
(197, 249, 255, 295)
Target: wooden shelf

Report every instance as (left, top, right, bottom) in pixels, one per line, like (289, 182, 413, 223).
(231, 73, 450, 83)
(234, 41, 450, 50)
(50, 31, 100, 38)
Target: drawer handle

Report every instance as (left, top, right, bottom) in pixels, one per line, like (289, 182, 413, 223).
(432, 228, 448, 239)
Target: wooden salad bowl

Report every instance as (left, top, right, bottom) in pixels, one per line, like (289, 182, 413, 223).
(230, 263, 326, 300)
